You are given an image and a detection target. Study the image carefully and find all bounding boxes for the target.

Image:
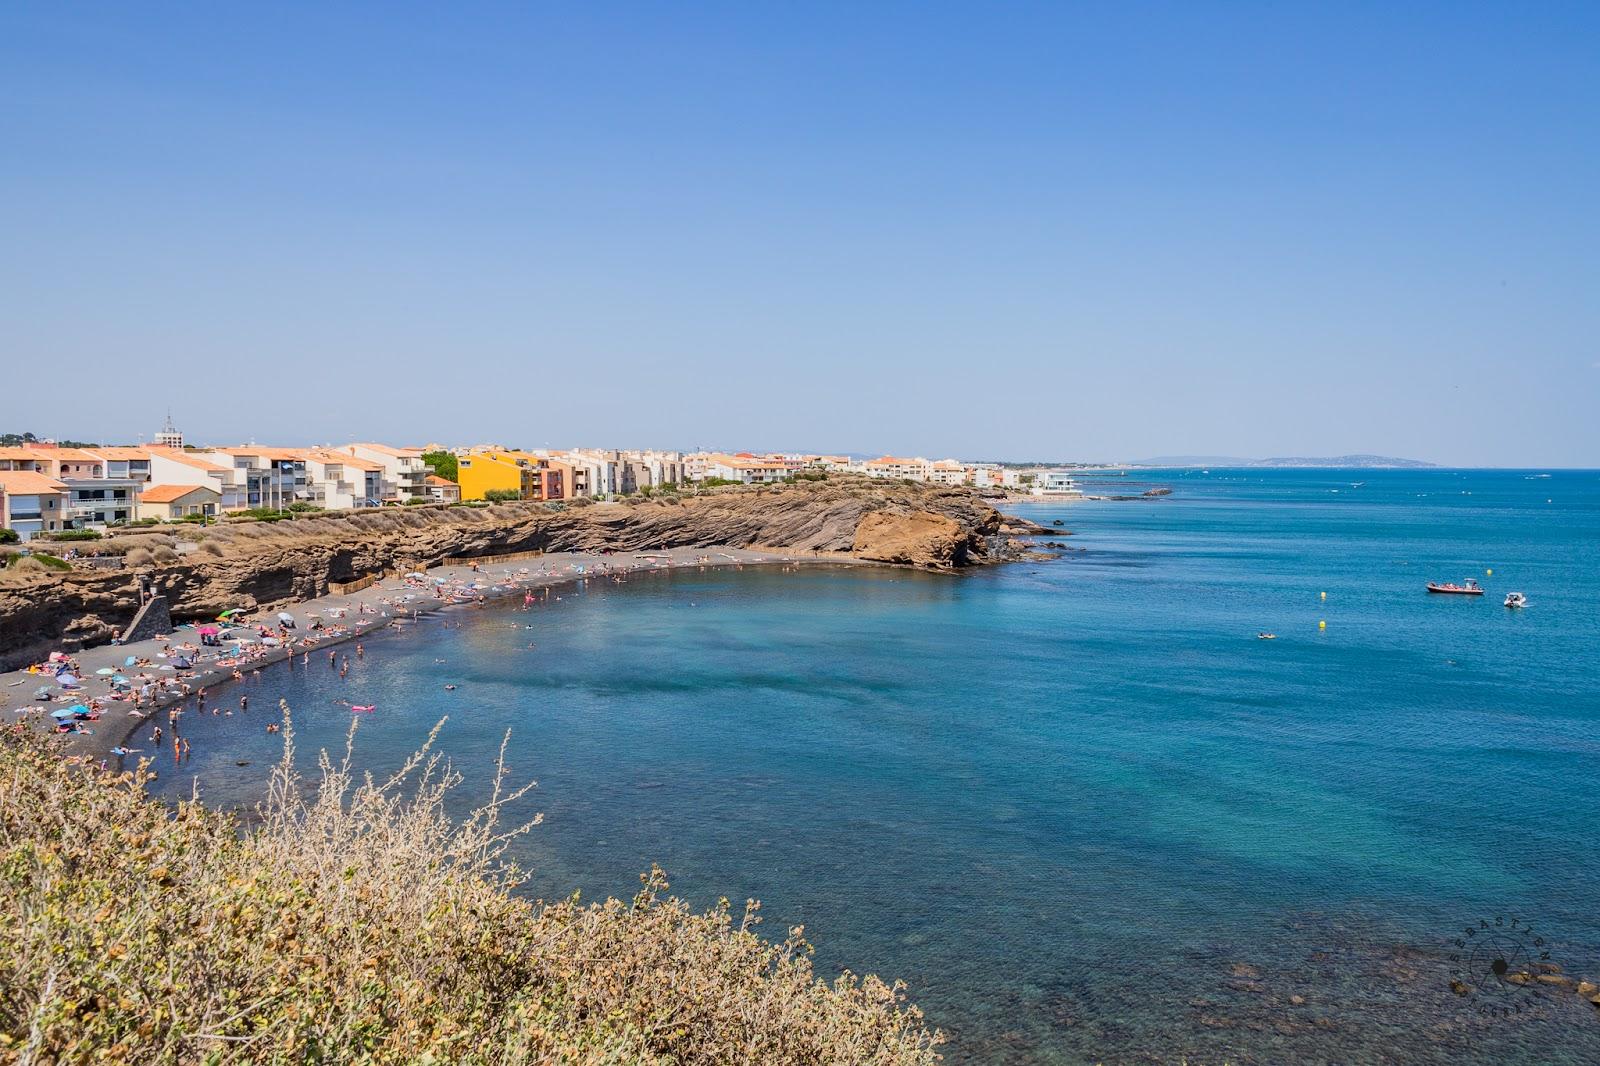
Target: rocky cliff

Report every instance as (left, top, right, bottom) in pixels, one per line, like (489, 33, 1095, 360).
(0, 479, 1047, 668)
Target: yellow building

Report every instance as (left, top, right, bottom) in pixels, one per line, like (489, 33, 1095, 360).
(456, 450, 565, 502)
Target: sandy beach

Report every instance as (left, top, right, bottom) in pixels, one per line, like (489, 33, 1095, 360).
(2, 545, 843, 768)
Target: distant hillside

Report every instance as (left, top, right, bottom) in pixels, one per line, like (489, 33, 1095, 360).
(1132, 454, 1435, 469)
(1255, 455, 1435, 468)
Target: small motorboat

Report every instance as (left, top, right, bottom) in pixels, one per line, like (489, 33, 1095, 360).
(1257, 633, 1277, 640)
(1427, 580, 1484, 595)
(1504, 592, 1527, 608)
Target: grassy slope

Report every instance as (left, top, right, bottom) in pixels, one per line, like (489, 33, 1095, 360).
(0, 708, 941, 1065)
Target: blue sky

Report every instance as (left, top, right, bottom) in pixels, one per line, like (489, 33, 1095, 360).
(2, 2, 1595, 464)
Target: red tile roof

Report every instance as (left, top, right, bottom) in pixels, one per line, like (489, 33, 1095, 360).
(139, 483, 216, 504)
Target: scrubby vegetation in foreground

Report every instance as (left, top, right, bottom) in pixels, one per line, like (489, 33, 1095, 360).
(0, 711, 942, 1064)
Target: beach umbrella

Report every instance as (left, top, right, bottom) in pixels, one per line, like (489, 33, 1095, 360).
(33, 687, 52, 699)
(124, 656, 137, 667)
(262, 637, 280, 646)
(95, 668, 115, 676)
(278, 611, 294, 622)
(197, 625, 219, 636)
(111, 675, 129, 685)
(58, 674, 80, 688)
(51, 708, 78, 719)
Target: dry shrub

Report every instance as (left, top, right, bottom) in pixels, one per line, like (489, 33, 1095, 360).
(122, 546, 153, 567)
(151, 545, 180, 564)
(0, 711, 940, 1065)
(194, 539, 227, 558)
(352, 513, 398, 534)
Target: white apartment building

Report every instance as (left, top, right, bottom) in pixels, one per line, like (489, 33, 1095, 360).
(927, 459, 971, 485)
(0, 470, 69, 540)
(344, 443, 430, 502)
(200, 448, 309, 510)
(1030, 471, 1083, 496)
(862, 456, 934, 481)
(0, 446, 141, 527)
(703, 454, 798, 483)
(304, 451, 384, 509)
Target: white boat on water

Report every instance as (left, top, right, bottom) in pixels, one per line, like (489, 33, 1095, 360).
(1504, 592, 1528, 608)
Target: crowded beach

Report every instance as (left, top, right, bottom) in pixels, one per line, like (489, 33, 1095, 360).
(1, 546, 829, 771)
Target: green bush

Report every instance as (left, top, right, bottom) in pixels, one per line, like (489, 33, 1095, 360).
(698, 477, 742, 488)
(44, 528, 102, 541)
(25, 551, 72, 570)
(482, 488, 523, 503)
(0, 715, 941, 1065)
(0, 529, 17, 544)
(421, 450, 458, 482)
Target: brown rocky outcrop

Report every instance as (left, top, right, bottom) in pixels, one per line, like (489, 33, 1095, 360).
(852, 511, 975, 569)
(0, 479, 1048, 668)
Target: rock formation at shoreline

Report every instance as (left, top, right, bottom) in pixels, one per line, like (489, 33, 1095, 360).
(0, 479, 1047, 668)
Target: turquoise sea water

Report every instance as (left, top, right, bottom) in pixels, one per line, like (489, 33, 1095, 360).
(153, 470, 1600, 1064)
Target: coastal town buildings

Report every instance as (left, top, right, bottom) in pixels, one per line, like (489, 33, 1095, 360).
(141, 448, 244, 509)
(303, 450, 385, 509)
(424, 474, 461, 503)
(928, 460, 971, 485)
(1, 445, 142, 527)
(685, 453, 800, 484)
(457, 450, 565, 502)
(200, 448, 308, 511)
(343, 443, 430, 503)
(0, 427, 1083, 543)
(137, 483, 221, 520)
(0, 469, 69, 540)
(863, 456, 934, 481)
(1031, 471, 1083, 496)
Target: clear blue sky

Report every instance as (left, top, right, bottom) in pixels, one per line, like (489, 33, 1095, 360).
(2, 2, 1595, 464)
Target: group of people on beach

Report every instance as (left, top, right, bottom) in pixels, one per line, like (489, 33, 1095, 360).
(10, 550, 790, 774)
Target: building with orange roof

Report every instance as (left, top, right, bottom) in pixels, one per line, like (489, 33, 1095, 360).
(195, 447, 308, 510)
(304, 451, 385, 509)
(456, 450, 564, 502)
(688, 453, 798, 484)
(136, 483, 221, 520)
(863, 456, 934, 481)
(424, 474, 461, 503)
(344, 443, 430, 502)
(0, 470, 70, 541)
(928, 459, 972, 486)
(0, 445, 147, 527)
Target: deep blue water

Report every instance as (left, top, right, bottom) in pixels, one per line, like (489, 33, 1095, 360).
(153, 469, 1600, 1065)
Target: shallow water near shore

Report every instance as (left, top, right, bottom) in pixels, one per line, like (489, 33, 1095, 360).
(152, 469, 1600, 1065)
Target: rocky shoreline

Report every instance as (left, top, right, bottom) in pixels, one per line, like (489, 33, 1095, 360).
(1, 547, 882, 766)
(1, 478, 1052, 672)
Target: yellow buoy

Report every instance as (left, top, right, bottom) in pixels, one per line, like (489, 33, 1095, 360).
(1318, 620, 1327, 630)
(1486, 568, 1493, 576)
(1320, 591, 1327, 601)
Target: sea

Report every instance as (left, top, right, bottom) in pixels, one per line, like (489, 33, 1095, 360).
(152, 469, 1600, 1065)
